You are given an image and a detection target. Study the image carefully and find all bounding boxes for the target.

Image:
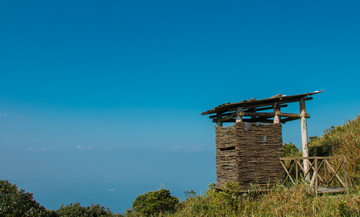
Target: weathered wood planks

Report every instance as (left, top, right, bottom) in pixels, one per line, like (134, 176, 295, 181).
(216, 122, 285, 189)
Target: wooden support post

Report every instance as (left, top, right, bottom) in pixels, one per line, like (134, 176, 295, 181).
(296, 160, 298, 181)
(343, 156, 349, 189)
(235, 107, 243, 123)
(315, 157, 318, 195)
(273, 103, 280, 124)
(300, 98, 310, 181)
(217, 113, 223, 127)
(324, 160, 327, 185)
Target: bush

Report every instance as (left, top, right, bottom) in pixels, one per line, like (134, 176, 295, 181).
(131, 189, 179, 216)
(0, 180, 56, 216)
(283, 142, 300, 157)
(56, 202, 121, 217)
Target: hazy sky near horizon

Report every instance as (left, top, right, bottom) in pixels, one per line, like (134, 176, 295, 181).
(1, 0, 360, 213)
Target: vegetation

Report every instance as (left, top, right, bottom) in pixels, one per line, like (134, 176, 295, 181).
(128, 189, 179, 216)
(1, 115, 360, 216)
(57, 202, 121, 217)
(0, 180, 120, 217)
(153, 115, 360, 216)
(309, 115, 360, 184)
(283, 142, 300, 157)
(0, 180, 56, 217)
(157, 182, 360, 217)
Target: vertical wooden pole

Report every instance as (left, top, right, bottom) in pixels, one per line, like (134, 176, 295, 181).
(343, 156, 349, 190)
(315, 157, 318, 195)
(236, 107, 243, 123)
(325, 160, 327, 185)
(217, 113, 223, 127)
(299, 98, 310, 181)
(295, 160, 298, 181)
(273, 103, 280, 124)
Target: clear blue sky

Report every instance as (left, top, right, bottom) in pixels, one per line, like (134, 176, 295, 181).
(1, 0, 359, 213)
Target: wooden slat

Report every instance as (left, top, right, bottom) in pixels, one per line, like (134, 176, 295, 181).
(212, 117, 273, 123)
(270, 94, 282, 98)
(241, 111, 310, 118)
(325, 160, 345, 188)
(280, 156, 345, 160)
(304, 159, 316, 178)
(318, 187, 346, 194)
(253, 104, 288, 112)
(208, 105, 289, 119)
(212, 113, 308, 124)
(280, 160, 296, 185)
(281, 117, 300, 123)
(312, 160, 325, 183)
(280, 156, 348, 194)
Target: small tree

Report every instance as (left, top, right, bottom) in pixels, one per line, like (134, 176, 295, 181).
(131, 189, 179, 216)
(0, 180, 56, 216)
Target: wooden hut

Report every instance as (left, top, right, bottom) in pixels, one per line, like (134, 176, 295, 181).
(201, 91, 323, 190)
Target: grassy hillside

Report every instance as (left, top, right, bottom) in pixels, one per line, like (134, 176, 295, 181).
(309, 114, 360, 184)
(124, 115, 360, 217)
(159, 115, 360, 217)
(160, 183, 360, 217)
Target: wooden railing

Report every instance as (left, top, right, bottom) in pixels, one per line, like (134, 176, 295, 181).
(280, 156, 350, 194)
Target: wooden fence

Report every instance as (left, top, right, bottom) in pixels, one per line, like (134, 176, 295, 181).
(280, 156, 350, 194)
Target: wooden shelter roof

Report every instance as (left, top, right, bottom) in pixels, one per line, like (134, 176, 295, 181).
(201, 90, 323, 124)
(201, 90, 323, 115)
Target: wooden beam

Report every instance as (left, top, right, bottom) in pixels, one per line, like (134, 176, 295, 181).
(213, 116, 300, 124)
(219, 113, 237, 122)
(239, 111, 310, 118)
(242, 118, 274, 123)
(209, 112, 234, 119)
(270, 93, 282, 98)
(281, 117, 300, 123)
(254, 104, 288, 112)
(212, 117, 273, 123)
(280, 156, 345, 160)
(208, 105, 289, 119)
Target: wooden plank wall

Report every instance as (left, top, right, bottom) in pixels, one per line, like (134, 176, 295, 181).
(215, 123, 285, 189)
(216, 125, 238, 185)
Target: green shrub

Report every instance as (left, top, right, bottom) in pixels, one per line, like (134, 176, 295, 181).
(283, 142, 300, 157)
(56, 202, 120, 217)
(204, 182, 244, 215)
(131, 189, 179, 216)
(0, 180, 56, 217)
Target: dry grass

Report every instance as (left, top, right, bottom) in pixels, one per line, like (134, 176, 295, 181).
(309, 115, 360, 184)
(160, 183, 360, 217)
